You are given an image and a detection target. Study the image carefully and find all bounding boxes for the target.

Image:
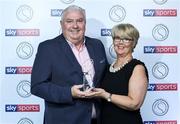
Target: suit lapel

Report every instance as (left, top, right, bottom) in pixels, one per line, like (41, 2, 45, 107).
(57, 35, 82, 73)
(56, 35, 99, 86)
(85, 39, 98, 86)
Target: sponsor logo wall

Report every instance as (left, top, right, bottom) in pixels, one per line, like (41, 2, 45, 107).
(0, 0, 179, 123)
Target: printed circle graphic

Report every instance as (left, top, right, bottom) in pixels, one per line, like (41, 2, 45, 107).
(152, 99, 169, 116)
(16, 80, 31, 98)
(109, 5, 126, 22)
(16, 42, 33, 59)
(16, 5, 33, 23)
(153, 0, 168, 5)
(60, 0, 75, 4)
(17, 118, 33, 124)
(152, 62, 169, 79)
(152, 24, 169, 41)
(109, 44, 116, 59)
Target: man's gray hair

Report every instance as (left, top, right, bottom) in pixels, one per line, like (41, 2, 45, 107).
(61, 5, 86, 21)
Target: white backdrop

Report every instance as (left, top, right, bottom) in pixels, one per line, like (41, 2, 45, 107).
(0, 0, 180, 124)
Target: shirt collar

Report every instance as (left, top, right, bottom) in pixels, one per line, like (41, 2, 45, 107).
(66, 38, 86, 49)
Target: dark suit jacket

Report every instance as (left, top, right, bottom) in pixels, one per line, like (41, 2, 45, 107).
(31, 34, 107, 124)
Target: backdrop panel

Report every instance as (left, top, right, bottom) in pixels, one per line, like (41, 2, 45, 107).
(0, 0, 179, 123)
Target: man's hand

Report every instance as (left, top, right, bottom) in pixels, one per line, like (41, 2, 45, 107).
(71, 85, 87, 98)
(71, 85, 108, 99)
(84, 88, 109, 99)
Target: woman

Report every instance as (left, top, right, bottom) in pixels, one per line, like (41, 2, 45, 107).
(89, 23, 149, 124)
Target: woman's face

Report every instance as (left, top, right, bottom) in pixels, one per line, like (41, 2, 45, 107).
(113, 36, 133, 57)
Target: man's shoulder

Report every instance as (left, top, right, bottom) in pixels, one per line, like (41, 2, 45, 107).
(39, 35, 63, 47)
(85, 36, 102, 45)
(85, 36, 101, 41)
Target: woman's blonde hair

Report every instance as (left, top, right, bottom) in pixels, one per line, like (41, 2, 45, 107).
(111, 23, 140, 51)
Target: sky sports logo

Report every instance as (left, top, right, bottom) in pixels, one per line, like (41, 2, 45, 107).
(144, 120, 177, 124)
(5, 67, 32, 74)
(143, 9, 177, 16)
(51, 9, 63, 16)
(101, 29, 112, 36)
(144, 46, 177, 53)
(5, 104, 40, 112)
(148, 83, 177, 91)
(5, 29, 40, 36)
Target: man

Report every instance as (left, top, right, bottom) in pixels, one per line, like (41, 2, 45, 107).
(31, 5, 107, 124)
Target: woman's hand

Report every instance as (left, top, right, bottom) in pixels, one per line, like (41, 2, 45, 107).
(84, 88, 110, 99)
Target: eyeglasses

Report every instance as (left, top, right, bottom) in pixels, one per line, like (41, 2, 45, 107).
(113, 37, 133, 44)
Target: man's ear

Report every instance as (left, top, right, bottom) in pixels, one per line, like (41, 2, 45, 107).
(60, 20, 62, 26)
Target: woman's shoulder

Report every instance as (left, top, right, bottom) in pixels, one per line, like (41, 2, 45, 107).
(132, 58, 145, 66)
(132, 58, 149, 79)
(130, 59, 148, 72)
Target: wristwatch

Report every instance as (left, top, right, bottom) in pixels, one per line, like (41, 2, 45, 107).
(107, 93, 112, 102)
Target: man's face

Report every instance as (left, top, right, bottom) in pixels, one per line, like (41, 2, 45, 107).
(61, 10, 86, 45)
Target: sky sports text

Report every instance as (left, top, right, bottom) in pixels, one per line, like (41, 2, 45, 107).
(144, 46, 177, 53)
(148, 84, 177, 91)
(5, 104, 40, 112)
(5, 29, 40, 36)
(143, 9, 177, 16)
(101, 29, 112, 36)
(144, 121, 177, 124)
(5, 67, 32, 74)
(51, 9, 63, 16)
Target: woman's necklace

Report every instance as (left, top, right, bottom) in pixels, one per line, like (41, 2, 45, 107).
(109, 59, 132, 73)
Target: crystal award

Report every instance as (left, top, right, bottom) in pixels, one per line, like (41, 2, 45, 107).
(81, 59, 94, 91)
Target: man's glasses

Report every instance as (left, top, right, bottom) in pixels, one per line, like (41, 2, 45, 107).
(113, 36, 133, 44)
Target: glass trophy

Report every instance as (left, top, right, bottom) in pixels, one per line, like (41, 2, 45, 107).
(82, 72, 91, 91)
(82, 59, 94, 91)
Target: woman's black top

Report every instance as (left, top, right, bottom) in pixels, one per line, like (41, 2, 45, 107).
(100, 59, 148, 124)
